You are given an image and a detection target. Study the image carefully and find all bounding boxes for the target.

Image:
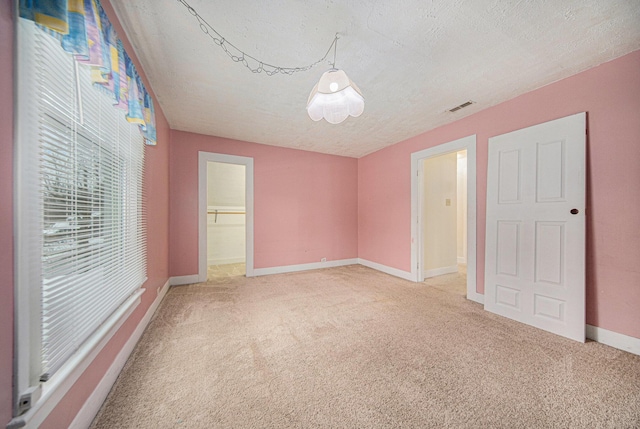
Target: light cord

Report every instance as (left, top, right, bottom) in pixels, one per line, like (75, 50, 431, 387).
(331, 35, 339, 68)
(177, 0, 339, 76)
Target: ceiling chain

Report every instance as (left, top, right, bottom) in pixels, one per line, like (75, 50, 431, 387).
(177, 0, 339, 76)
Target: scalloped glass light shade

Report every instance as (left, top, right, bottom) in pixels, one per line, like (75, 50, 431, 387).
(306, 69, 364, 124)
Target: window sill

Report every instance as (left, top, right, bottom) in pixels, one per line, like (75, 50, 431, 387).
(7, 288, 145, 429)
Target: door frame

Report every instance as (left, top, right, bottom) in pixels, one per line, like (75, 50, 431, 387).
(198, 151, 254, 281)
(410, 135, 481, 303)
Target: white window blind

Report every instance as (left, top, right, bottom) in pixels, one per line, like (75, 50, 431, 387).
(15, 17, 146, 399)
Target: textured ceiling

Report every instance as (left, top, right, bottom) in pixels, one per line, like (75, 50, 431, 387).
(111, 0, 640, 158)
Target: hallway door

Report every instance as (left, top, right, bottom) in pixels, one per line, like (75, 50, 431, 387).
(484, 112, 586, 342)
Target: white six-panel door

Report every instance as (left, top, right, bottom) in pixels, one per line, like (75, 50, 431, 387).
(484, 113, 586, 342)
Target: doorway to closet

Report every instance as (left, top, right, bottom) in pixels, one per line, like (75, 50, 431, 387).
(198, 152, 254, 281)
(206, 161, 246, 280)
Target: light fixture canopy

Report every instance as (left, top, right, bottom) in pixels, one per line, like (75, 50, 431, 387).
(307, 68, 365, 124)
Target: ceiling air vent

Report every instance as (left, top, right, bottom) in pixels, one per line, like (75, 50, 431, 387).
(448, 101, 474, 113)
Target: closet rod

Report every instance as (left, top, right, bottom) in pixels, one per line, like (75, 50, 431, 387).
(208, 209, 246, 223)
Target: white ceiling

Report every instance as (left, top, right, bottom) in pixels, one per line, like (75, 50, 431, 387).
(111, 0, 640, 158)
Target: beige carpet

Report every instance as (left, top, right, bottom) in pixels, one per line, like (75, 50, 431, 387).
(91, 265, 640, 428)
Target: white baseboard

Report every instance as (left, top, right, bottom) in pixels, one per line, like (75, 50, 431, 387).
(69, 279, 171, 429)
(586, 324, 640, 356)
(169, 274, 200, 286)
(357, 258, 414, 281)
(457, 256, 466, 264)
(253, 258, 358, 277)
(423, 265, 458, 280)
(207, 257, 246, 266)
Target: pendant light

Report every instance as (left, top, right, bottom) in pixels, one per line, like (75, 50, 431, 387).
(306, 37, 364, 124)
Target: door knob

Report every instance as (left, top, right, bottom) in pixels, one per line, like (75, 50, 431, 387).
(570, 209, 579, 215)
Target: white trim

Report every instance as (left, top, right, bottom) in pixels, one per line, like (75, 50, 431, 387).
(586, 325, 640, 356)
(199, 152, 254, 281)
(155, 279, 170, 299)
(169, 275, 200, 286)
(7, 289, 146, 429)
(68, 280, 170, 429)
(14, 19, 47, 411)
(457, 256, 466, 264)
(467, 291, 484, 305)
(411, 135, 479, 304)
(423, 265, 458, 279)
(357, 258, 414, 281)
(253, 259, 358, 277)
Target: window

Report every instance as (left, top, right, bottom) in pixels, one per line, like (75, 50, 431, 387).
(14, 19, 146, 419)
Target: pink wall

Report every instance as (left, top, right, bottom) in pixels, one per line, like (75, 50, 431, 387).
(2, 0, 638, 424)
(358, 50, 640, 339)
(0, 0, 170, 427)
(0, 0, 15, 425)
(169, 131, 359, 275)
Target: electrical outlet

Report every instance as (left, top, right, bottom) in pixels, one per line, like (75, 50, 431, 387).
(321, 258, 327, 263)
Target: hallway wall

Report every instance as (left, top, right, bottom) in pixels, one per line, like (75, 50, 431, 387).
(422, 153, 458, 276)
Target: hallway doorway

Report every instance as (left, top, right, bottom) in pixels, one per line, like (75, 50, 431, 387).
(410, 135, 481, 303)
(420, 150, 467, 280)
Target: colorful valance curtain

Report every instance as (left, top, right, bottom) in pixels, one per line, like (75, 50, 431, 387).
(19, 0, 157, 146)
